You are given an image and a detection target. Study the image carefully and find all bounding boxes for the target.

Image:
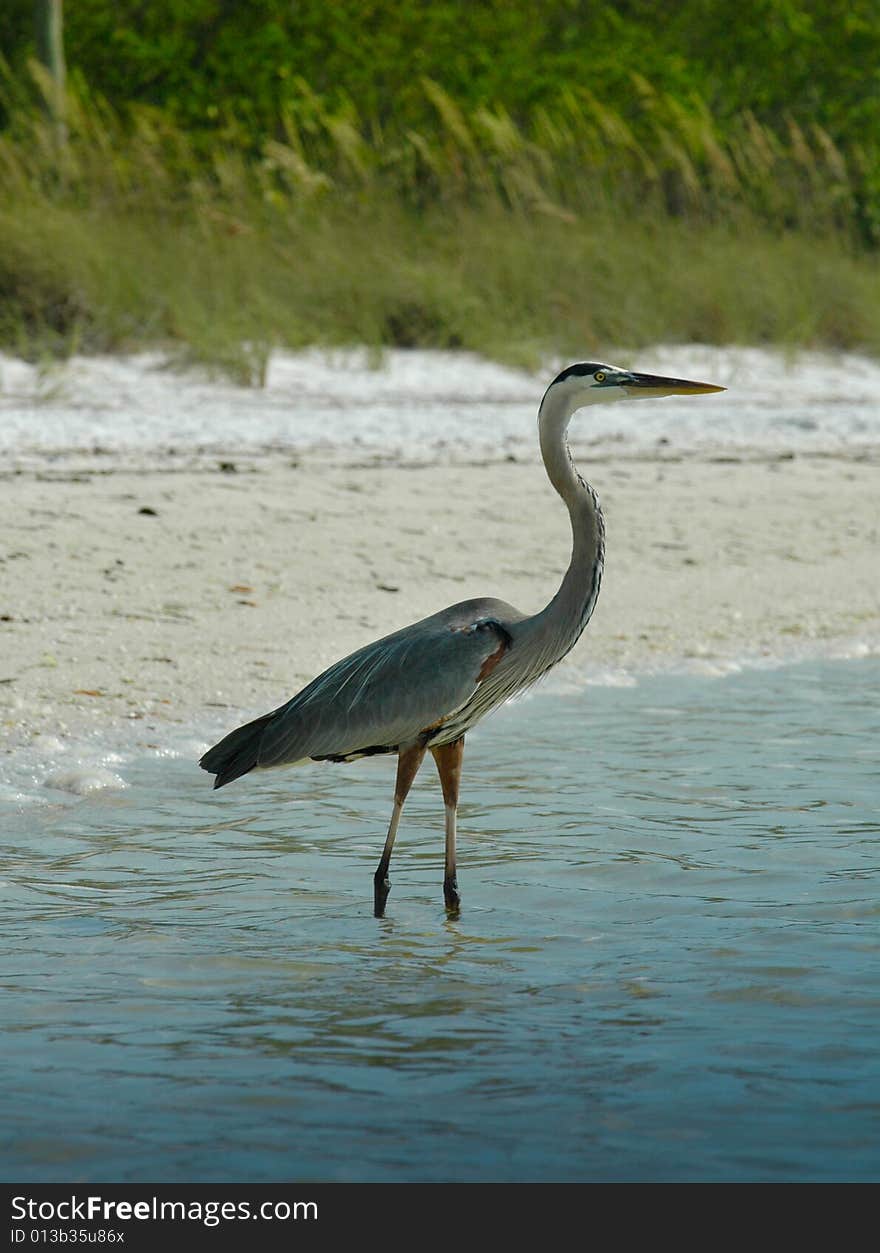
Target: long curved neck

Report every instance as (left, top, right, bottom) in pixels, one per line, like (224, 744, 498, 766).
(525, 385, 605, 663)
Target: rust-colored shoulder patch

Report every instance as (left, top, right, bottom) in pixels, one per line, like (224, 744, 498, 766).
(478, 636, 509, 681)
(448, 616, 513, 684)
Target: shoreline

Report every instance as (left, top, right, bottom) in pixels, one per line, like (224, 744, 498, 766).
(2, 447, 878, 787)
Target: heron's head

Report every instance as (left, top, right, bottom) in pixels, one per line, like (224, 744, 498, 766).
(545, 361, 725, 413)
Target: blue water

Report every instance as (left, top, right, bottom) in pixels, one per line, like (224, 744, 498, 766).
(2, 658, 879, 1182)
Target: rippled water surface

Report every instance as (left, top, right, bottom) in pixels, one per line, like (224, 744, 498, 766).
(3, 659, 879, 1182)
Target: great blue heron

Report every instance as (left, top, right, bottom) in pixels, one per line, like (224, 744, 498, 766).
(201, 361, 724, 915)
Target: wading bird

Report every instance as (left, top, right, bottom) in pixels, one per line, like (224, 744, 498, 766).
(201, 362, 724, 915)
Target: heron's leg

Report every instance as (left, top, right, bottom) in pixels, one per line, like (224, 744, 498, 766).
(374, 743, 427, 917)
(430, 736, 465, 914)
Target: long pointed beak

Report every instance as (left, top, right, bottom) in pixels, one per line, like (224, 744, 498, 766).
(622, 371, 726, 399)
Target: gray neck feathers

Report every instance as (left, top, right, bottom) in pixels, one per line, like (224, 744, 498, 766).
(523, 386, 606, 667)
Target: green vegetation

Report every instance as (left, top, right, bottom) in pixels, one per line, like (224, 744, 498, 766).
(3, 2, 880, 376)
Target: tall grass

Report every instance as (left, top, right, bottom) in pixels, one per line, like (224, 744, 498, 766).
(2, 66, 880, 378)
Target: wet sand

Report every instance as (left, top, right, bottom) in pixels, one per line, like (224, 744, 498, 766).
(1, 449, 878, 752)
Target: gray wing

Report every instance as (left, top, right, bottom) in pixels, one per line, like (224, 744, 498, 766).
(257, 598, 519, 766)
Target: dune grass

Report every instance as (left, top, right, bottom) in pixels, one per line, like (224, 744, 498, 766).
(2, 71, 880, 379)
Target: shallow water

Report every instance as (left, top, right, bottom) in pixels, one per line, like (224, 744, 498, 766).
(2, 658, 879, 1182)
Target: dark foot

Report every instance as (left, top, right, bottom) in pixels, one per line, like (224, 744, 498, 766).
(374, 870, 390, 918)
(444, 876, 460, 915)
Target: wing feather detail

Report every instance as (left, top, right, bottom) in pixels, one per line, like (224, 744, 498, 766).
(256, 611, 513, 767)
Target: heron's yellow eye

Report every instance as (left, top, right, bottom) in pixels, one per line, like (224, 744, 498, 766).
(594, 371, 606, 383)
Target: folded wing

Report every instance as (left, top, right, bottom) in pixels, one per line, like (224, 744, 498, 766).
(259, 608, 513, 765)
(200, 597, 519, 787)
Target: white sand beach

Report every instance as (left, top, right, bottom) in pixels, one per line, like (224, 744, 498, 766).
(1, 446, 877, 759)
(1, 343, 879, 788)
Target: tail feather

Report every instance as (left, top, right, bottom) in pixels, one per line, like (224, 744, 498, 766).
(200, 711, 276, 789)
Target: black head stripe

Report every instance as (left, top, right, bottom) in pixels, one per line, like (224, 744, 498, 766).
(551, 362, 608, 385)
